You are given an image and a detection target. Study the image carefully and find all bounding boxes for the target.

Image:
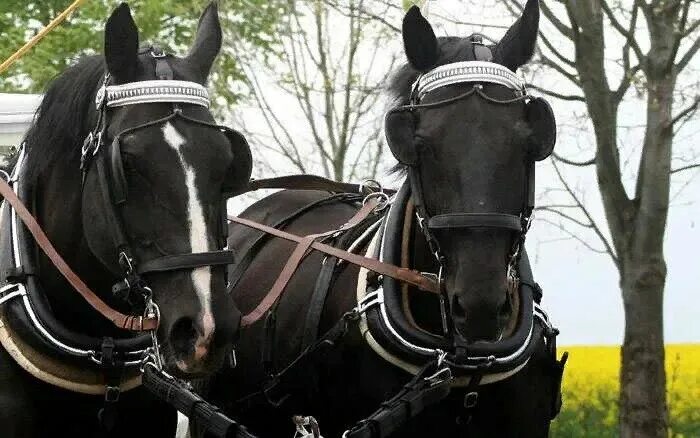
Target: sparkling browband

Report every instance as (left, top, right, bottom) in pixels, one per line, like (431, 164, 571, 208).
(96, 80, 210, 109)
(414, 61, 526, 101)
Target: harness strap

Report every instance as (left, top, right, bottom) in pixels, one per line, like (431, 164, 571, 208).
(235, 175, 396, 197)
(228, 194, 361, 290)
(343, 360, 452, 438)
(427, 213, 522, 231)
(229, 214, 439, 298)
(0, 177, 158, 331)
(136, 250, 235, 274)
(240, 199, 382, 326)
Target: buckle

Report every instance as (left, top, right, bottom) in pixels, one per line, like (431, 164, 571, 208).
(424, 366, 452, 387)
(464, 391, 478, 409)
(464, 391, 479, 409)
(104, 386, 120, 403)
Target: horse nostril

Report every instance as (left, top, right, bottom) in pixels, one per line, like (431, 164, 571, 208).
(169, 317, 197, 359)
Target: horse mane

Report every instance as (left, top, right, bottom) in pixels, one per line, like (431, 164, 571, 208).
(23, 55, 105, 183)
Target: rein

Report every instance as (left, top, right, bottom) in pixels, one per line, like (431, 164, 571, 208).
(0, 177, 156, 330)
(229, 198, 440, 327)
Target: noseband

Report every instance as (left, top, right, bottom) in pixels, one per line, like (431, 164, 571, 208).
(80, 47, 236, 309)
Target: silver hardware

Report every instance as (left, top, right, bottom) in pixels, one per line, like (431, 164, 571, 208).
(363, 191, 390, 212)
(424, 366, 452, 387)
(98, 80, 210, 109)
(119, 251, 135, 275)
(413, 61, 526, 102)
(0, 283, 24, 306)
(355, 290, 382, 314)
(293, 416, 323, 438)
(358, 179, 382, 194)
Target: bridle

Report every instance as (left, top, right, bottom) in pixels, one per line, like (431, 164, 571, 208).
(79, 47, 242, 323)
(387, 45, 537, 345)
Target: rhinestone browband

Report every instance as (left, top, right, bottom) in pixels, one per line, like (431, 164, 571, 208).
(414, 61, 526, 101)
(95, 80, 210, 109)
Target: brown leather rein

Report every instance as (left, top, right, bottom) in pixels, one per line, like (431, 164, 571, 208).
(228, 185, 440, 327)
(0, 177, 157, 331)
(0, 172, 436, 332)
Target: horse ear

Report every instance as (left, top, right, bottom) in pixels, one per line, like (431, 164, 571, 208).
(104, 3, 139, 83)
(385, 110, 418, 165)
(402, 6, 438, 72)
(495, 0, 540, 71)
(186, 2, 222, 82)
(526, 97, 556, 161)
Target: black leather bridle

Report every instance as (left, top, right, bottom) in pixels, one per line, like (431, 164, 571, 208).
(80, 47, 243, 307)
(385, 38, 538, 344)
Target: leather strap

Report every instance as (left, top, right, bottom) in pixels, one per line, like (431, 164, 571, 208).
(427, 213, 522, 231)
(229, 212, 439, 325)
(235, 175, 396, 197)
(137, 250, 235, 275)
(343, 360, 452, 438)
(240, 199, 383, 326)
(0, 178, 157, 332)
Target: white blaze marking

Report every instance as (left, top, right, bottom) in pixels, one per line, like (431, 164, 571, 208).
(162, 123, 215, 346)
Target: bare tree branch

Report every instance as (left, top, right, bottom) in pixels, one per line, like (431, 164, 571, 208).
(552, 152, 596, 167)
(528, 84, 585, 101)
(538, 218, 611, 255)
(552, 160, 619, 267)
(600, 0, 646, 65)
(535, 206, 594, 229)
(670, 96, 700, 126)
(670, 163, 700, 175)
(675, 25, 700, 70)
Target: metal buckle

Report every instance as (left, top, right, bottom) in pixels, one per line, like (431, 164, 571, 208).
(293, 416, 322, 438)
(150, 48, 166, 58)
(363, 191, 390, 211)
(104, 385, 120, 402)
(424, 366, 452, 387)
(358, 179, 382, 195)
(464, 391, 478, 408)
(118, 251, 135, 275)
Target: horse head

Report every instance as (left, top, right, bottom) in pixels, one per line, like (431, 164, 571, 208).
(386, 0, 556, 344)
(25, 2, 249, 377)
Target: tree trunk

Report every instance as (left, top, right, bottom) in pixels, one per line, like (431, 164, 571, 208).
(620, 256, 668, 438)
(618, 70, 674, 438)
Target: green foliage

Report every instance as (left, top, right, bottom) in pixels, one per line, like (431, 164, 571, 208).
(401, 0, 426, 11)
(0, 0, 289, 105)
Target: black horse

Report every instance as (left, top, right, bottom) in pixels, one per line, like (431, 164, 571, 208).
(209, 0, 566, 437)
(0, 3, 250, 436)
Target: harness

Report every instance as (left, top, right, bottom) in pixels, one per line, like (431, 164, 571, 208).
(226, 40, 565, 437)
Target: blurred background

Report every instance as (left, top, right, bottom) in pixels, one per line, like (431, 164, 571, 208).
(1, 1, 698, 436)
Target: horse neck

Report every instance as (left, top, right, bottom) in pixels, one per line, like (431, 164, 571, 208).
(33, 160, 125, 338)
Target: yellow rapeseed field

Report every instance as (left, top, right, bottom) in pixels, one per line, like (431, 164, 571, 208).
(551, 344, 700, 437)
